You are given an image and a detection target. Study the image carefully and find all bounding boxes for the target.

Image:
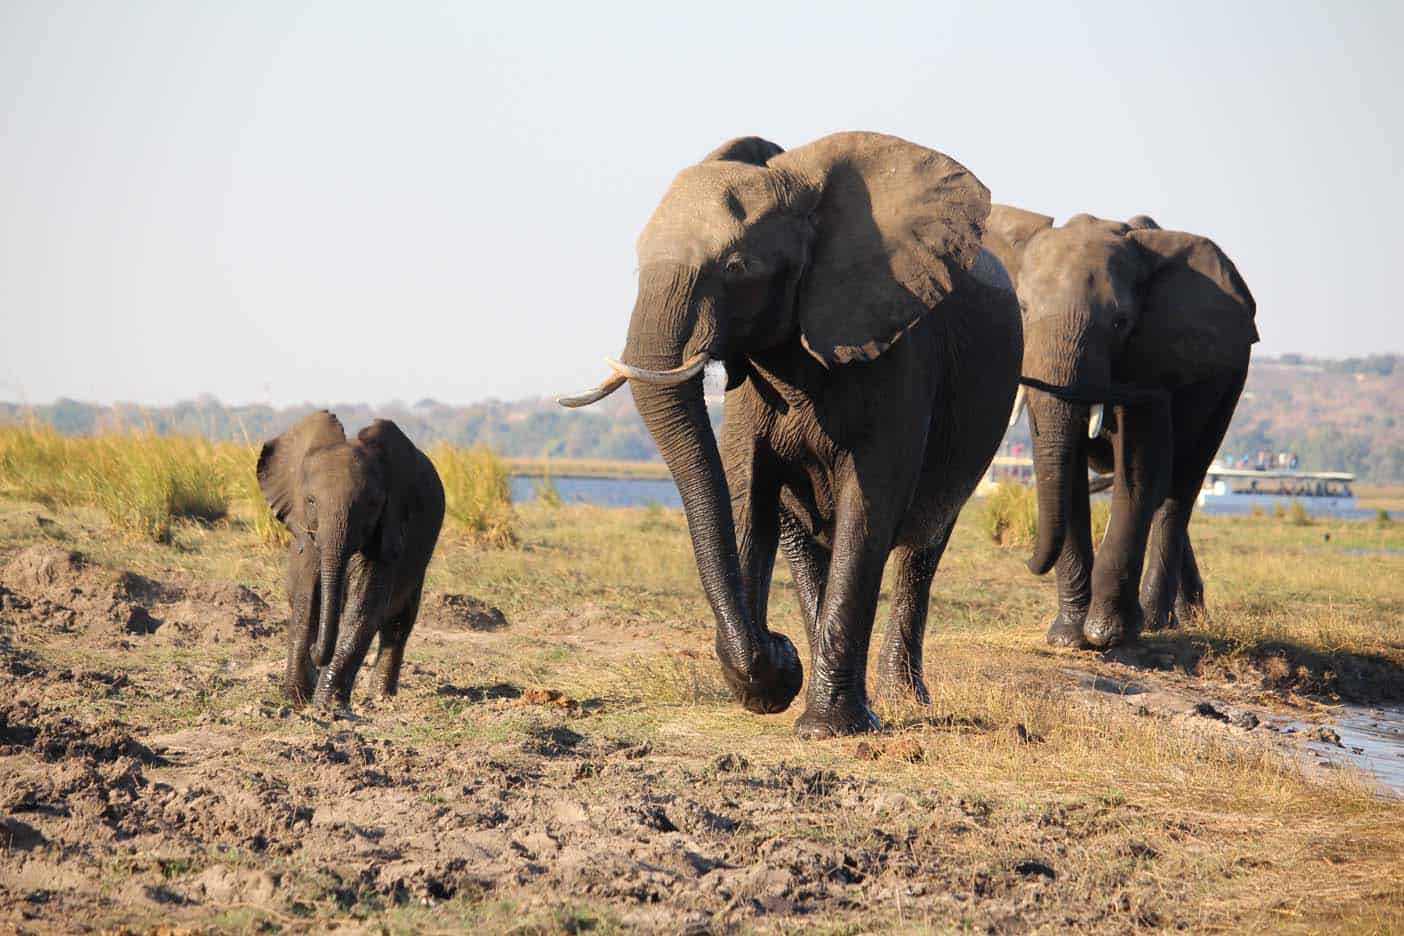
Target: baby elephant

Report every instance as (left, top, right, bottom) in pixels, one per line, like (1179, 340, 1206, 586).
(258, 411, 444, 708)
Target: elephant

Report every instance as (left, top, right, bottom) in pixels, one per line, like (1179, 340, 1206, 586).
(985, 207, 1257, 649)
(559, 132, 1022, 737)
(257, 411, 445, 707)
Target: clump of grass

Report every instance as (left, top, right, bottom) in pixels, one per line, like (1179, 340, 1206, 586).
(985, 481, 1037, 547)
(1377, 508, 1392, 527)
(1273, 502, 1288, 520)
(1250, 504, 1265, 518)
(219, 442, 287, 547)
(985, 481, 1110, 550)
(1289, 500, 1312, 526)
(431, 443, 517, 546)
(531, 459, 564, 508)
(1090, 499, 1111, 546)
(0, 425, 229, 542)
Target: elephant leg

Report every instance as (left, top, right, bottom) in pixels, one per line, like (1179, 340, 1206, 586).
(372, 586, 422, 698)
(875, 530, 950, 704)
(1084, 398, 1171, 649)
(285, 546, 319, 705)
(1175, 532, 1204, 622)
(1140, 372, 1244, 631)
(794, 471, 910, 739)
(721, 430, 782, 633)
(1049, 461, 1096, 649)
(312, 559, 383, 709)
(778, 505, 829, 653)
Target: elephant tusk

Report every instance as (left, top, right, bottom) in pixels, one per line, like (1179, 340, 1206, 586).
(1008, 384, 1027, 429)
(605, 352, 709, 385)
(1088, 403, 1105, 439)
(556, 372, 628, 408)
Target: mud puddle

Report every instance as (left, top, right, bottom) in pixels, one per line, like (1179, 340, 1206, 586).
(1066, 669, 1404, 797)
(1277, 704, 1404, 796)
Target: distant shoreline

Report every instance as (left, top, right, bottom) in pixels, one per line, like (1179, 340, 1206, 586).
(503, 457, 671, 480)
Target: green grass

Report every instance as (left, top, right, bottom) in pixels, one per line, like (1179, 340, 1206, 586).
(0, 424, 229, 542)
(430, 442, 518, 546)
(983, 480, 1110, 549)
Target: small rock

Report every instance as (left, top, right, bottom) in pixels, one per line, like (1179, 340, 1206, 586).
(1231, 712, 1260, 731)
(1307, 725, 1343, 746)
(872, 791, 912, 814)
(1010, 723, 1045, 745)
(1013, 859, 1056, 880)
(516, 687, 579, 711)
(713, 752, 749, 772)
(1193, 701, 1229, 722)
(122, 606, 159, 636)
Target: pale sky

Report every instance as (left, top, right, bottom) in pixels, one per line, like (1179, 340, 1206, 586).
(2, 1, 1400, 407)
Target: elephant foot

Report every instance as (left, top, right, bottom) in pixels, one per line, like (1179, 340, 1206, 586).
(794, 695, 882, 739)
(718, 631, 803, 715)
(1083, 606, 1142, 650)
(1045, 611, 1090, 649)
(1173, 596, 1203, 627)
(875, 661, 931, 706)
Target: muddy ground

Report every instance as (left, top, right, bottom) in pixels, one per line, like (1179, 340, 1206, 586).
(0, 528, 1400, 933)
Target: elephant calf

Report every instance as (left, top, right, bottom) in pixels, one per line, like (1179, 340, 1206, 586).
(258, 411, 444, 707)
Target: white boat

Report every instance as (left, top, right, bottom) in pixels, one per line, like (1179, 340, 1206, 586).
(1198, 466, 1357, 515)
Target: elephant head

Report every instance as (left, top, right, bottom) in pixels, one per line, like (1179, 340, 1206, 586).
(987, 207, 1257, 577)
(258, 412, 411, 665)
(560, 132, 990, 714)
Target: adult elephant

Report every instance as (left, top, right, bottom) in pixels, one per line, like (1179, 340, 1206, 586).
(987, 207, 1257, 649)
(559, 132, 1022, 737)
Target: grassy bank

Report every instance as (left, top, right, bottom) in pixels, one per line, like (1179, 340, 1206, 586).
(0, 425, 518, 547)
(1, 440, 1401, 931)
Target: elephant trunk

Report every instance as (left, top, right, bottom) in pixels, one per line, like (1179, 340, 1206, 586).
(1027, 392, 1088, 575)
(621, 265, 801, 714)
(314, 525, 348, 667)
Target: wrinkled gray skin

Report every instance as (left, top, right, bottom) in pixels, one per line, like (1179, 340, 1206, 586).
(561, 133, 1022, 737)
(258, 412, 445, 707)
(985, 207, 1257, 649)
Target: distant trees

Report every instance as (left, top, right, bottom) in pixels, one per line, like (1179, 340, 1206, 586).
(4, 354, 1401, 482)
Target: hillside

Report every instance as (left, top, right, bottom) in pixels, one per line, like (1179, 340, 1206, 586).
(2, 355, 1400, 481)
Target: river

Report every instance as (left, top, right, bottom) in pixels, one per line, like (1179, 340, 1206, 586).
(509, 474, 1373, 517)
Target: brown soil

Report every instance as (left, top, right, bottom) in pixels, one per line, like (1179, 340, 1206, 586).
(0, 545, 1397, 933)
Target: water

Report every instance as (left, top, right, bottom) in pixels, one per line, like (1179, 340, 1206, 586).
(511, 474, 1378, 520)
(1280, 705, 1404, 797)
(510, 474, 681, 509)
(1198, 502, 1375, 520)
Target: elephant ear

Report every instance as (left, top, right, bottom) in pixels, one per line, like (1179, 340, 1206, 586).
(256, 410, 345, 531)
(984, 204, 1053, 282)
(356, 419, 422, 563)
(1126, 229, 1259, 381)
(769, 132, 990, 366)
(703, 136, 784, 166)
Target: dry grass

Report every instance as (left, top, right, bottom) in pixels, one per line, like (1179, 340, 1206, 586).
(0, 425, 518, 547)
(0, 472, 1401, 932)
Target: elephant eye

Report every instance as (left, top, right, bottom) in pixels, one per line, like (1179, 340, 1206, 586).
(1112, 317, 1129, 332)
(722, 254, 752, 278)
